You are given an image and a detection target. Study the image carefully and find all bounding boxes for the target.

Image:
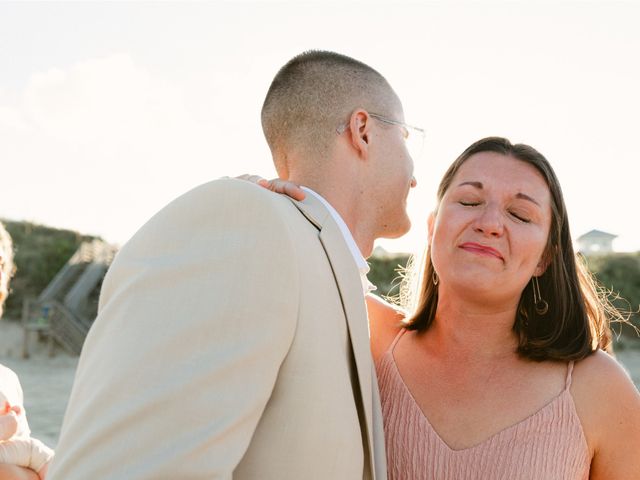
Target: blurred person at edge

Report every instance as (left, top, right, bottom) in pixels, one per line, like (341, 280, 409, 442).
(0, 223, 54, 480)
(251, 137, 640, 479)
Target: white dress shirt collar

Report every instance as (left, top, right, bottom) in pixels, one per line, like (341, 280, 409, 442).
(302, 187, 376, 295)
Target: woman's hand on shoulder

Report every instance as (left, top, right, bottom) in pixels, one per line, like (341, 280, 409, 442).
(366, 294, 406, 363)
(235, 175, 306, 201)
(572, 349, 640, 479)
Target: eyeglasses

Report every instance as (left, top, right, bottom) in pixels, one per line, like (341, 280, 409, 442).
(336, 112, 425, 160)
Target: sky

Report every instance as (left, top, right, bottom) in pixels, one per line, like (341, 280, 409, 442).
(1, 1, 639, 257)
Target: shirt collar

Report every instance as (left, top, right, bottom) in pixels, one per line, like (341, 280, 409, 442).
(301, 187, 376, 295)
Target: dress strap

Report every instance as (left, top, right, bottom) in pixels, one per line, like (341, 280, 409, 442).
(565, 361, 575, 390)
(388, 328, 407, 354)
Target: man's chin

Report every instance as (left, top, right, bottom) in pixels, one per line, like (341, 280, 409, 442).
(381, 217, 412, 240)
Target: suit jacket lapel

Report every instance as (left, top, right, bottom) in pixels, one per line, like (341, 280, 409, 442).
(370, 363, 387, 479)
(288, 195, 376, 478)
(319, 220, 376, 475)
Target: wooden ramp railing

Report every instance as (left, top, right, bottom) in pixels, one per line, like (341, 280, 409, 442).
(46, 300, 90, 356)
(22, 298, 90, 357)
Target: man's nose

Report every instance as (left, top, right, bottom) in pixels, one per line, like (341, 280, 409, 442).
(410, 176, 417, 188)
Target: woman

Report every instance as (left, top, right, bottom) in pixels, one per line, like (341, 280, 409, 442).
(250, 137, 640, 479)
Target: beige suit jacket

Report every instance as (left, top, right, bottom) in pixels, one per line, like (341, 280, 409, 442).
(48, 178, 387, 479)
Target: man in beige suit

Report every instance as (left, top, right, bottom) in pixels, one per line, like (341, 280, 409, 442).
(48, 51, 417, 479)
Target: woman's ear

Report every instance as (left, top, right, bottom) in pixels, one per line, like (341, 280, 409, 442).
(534, 247, 554, 276)
(348, 109, 371, 160)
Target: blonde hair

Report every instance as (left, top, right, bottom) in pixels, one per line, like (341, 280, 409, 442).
(0, 222, 15, 318)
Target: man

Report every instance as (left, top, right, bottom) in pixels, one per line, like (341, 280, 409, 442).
(49, 50, 418, 479)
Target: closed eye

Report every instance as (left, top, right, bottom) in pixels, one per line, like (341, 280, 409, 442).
(459, 201, 480, 207)
(509, 211, 531, 223)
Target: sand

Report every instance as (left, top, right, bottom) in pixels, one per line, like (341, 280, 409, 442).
(1, 319, 639, 449)
(0, 320, 78, 447)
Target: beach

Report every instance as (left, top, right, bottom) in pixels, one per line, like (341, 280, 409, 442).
(0, 320, 78, 447)
(1, 319, 639, 449)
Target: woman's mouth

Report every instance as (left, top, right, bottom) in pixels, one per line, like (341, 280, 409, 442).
(459, 242, 504, 261)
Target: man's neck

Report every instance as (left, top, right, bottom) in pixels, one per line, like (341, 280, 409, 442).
(292, 176, 374, 258)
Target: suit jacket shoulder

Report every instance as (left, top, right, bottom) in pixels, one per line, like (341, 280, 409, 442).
(50, 178, 307, 479)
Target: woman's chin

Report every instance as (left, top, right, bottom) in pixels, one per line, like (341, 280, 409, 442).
(442, 274, 500, 297)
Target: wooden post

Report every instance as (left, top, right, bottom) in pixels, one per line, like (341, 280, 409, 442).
(21, 297, 32, 358)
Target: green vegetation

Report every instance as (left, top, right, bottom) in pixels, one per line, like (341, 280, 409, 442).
(585, 252, 640, 339)
(2, 217, 638, 345)
(1, 219, 98, 319)
(369, 250, 640, 344)
(368, 252, 412, 302)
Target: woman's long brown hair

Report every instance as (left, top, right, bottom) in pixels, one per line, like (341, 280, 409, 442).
(403, 137, 616, 361)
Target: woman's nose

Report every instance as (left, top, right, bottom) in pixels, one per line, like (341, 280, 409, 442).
(473, 205, 504, 237)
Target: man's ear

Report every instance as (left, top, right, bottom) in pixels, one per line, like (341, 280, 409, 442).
(348, 109, 371, 160)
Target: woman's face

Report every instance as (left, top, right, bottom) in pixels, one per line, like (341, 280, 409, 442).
(430, 151, 553, 305)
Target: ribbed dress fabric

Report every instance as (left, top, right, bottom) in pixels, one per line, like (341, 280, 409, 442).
(375, 329, 591, 480)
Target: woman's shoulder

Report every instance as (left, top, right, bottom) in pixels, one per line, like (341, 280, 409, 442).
(571, 350, 640, 467)
(572, 349, 638, 398)
(366, 294, 406, 362)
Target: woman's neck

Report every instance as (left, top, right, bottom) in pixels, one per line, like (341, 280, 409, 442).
(424, 286, 521, 363)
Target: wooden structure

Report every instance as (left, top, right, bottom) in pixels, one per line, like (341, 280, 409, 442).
(22, 239, 117, 357)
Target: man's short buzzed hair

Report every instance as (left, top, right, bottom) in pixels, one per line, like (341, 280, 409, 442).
(261, 50, 398, 175)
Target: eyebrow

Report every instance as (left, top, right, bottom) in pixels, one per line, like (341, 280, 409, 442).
(457, 181, 541, 206)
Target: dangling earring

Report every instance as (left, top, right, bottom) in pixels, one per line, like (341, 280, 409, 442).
(532, 276, 548, 315)
(432, 271, 439, 286)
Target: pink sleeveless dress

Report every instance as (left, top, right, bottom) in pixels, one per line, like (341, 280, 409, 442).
(375, 329, 591, 480)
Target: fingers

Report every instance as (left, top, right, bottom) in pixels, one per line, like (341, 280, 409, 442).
(262, 179, 306, 201)
(235, 174, 267, 184)
(0, 464, 40, 480)
(283, 182, 306, 201)
(0, 411, 19, 440)
(235, 174, 306, 201)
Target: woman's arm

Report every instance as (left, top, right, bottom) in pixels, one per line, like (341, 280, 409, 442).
(572, 350, 640, 479)
(366, 294, 405, 363)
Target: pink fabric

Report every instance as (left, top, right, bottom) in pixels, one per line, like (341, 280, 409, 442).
(375, 329, 591, 480)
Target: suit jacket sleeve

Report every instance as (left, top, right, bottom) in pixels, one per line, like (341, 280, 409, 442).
(48, 179, 300, 479)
